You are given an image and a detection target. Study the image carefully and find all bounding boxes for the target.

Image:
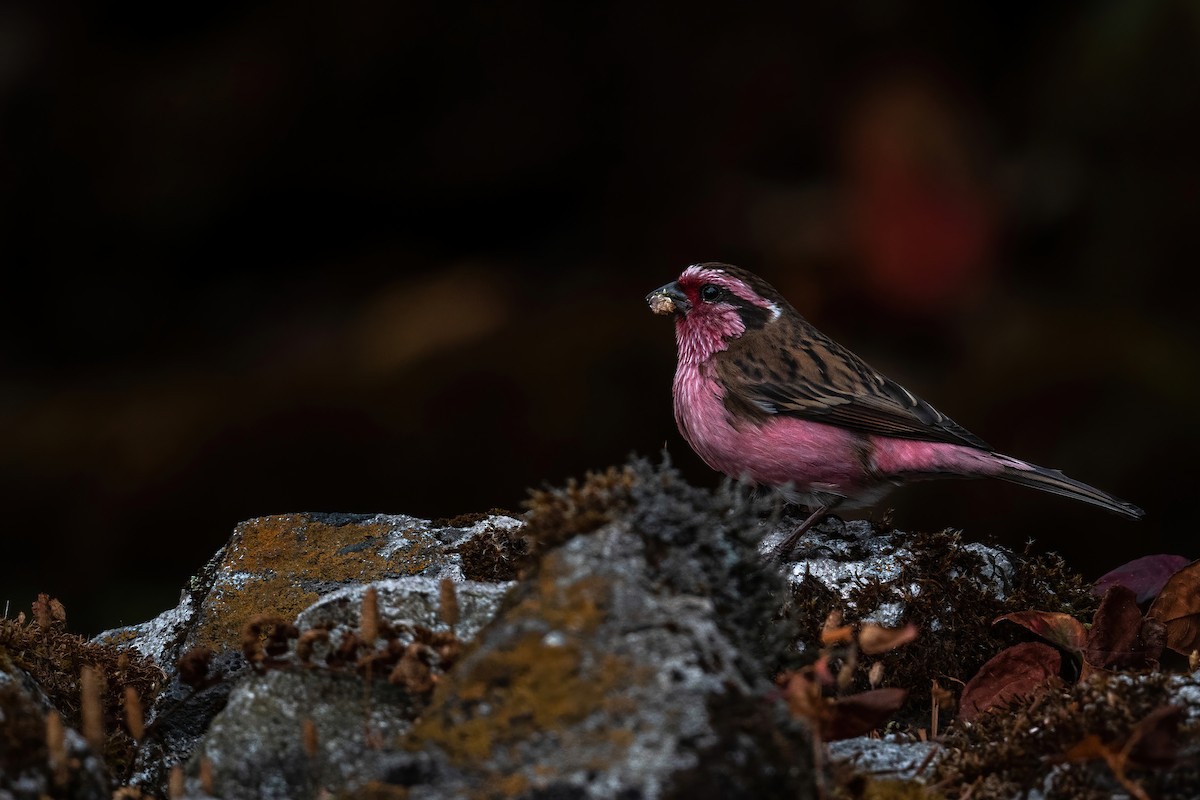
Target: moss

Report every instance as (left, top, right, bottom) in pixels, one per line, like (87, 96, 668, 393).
(622, 458, 799, 676)
(788, 573, 843, 651)
(453, 524, 529, 582)
(0, 608, 162, 786)
(521, 465, 637, 561)
(933, 671, 1199, 799)
(790, 527, 1099, 716)
(404, 457, 814, 799)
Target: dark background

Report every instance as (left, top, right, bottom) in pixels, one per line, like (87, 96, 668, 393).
(3, 2, 1198, 636)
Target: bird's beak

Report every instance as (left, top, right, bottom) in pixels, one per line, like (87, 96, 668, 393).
(647, 281, 690, 316)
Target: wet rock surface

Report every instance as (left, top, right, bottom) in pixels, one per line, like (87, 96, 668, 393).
(0, 664, 110, 800)
(190, 670, 421, 800)
(7, 457, 1186, 799)
(401, 512, 814, 799)
(95, 511, 520, 795)
(66, 461, 820, 798)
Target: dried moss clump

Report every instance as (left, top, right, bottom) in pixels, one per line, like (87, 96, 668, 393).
(452, 524, 529, 582)
(791, 528, 1099, 712)
(933, 671, 1200, 799)
(0, 599, 163, 781)
(456, 466, 641, 581)
(521, 464, 637, 560)
(909, 534, 1094, 691)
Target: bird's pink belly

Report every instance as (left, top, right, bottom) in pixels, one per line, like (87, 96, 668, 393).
(674, 374, 868, 494)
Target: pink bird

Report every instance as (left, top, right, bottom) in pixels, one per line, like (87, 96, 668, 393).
(647, 263, 1143, 555)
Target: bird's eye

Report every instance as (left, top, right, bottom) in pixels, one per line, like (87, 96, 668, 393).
(700, 284, 721, 302)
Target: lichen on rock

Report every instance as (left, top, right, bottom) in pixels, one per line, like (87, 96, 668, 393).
(404, 457, 815, 799)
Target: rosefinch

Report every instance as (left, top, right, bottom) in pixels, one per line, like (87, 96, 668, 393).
(647, 263, 1143, 555)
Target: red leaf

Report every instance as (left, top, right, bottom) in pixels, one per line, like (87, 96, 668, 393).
(1086, 585, 1161, 670)
(823, 687, 908, 741)
(994, 610, 1087, 654)
(959, 642, 1060, 723)
(1094, 555, 1191, 604)
(1146, 559, 1200, 655)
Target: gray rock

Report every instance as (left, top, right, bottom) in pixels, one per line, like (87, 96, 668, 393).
(96, 512, 523, 665)
(0, 664, 109, 800)
(295, 574, 514, 647)
(186, 670, 421, 800)
(828, 736, 938, 782)
(400, 462, 817, 799)
(98, 511, 521, 798)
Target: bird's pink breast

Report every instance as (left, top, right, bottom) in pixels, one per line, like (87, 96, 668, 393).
(673, 364, 871, 495)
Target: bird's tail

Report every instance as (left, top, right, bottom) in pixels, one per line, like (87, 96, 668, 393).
(991, 454, 1144, 520)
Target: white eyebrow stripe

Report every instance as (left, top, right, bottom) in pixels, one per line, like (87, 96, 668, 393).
(681, 264, 777, 313)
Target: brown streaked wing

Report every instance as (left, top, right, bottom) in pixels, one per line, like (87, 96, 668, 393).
(715, 317, 990, 449)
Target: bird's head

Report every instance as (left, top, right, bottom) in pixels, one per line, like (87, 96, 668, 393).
(647, 263, 785, 362)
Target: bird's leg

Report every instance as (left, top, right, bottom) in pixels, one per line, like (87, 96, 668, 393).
(771, 502, 832, 560)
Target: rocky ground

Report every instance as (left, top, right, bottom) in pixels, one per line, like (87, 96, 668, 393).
(1, 457, 1197, 799)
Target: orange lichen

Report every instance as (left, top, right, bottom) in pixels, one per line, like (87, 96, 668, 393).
(193, 577, 320, 652)
(507, 572, 612, 636)
(409, 631, 631, 764)
(408, 551, 634, 771)
(191, 514, 446, 650)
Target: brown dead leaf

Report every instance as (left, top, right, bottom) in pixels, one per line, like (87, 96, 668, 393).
(1126, 704, 1182, 768)
(823, 687, 908, 741)
(821, 625, 855, 647)
(1058, 705, 1180, 800)
(778, 674, 906, 741)
(821, 609, 854, 646)
(1062, 733, 1109, 762)
(1147, 559, 1200, 655)
(868, 661, 885, 689)
(958, 642, 1060, 723)
(994, 610, 1087, 654)
(1062, 734, 1146, 800)
(858, 622, 919, 654)
(1086, 585, 1160, 670)
(778, 670, 829, 726)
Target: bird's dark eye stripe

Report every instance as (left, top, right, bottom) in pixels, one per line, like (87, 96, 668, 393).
(700, 284, 721, 301)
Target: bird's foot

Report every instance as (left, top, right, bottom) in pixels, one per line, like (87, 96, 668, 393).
(770, 503, 832, 560)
